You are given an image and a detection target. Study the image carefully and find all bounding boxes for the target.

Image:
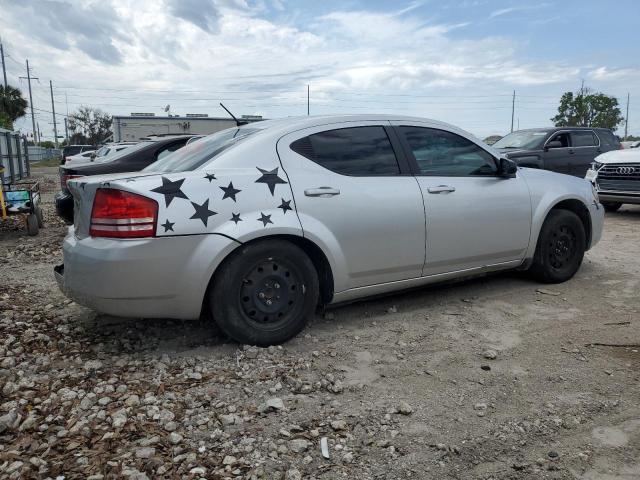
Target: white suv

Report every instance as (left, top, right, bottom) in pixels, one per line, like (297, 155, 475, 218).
(586, 149, 640, 211)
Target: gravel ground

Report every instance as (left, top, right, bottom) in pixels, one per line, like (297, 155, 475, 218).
(0, 167, 639, 480)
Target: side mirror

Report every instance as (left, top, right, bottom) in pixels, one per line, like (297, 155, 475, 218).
(545, 140, 563, 150)
(498, 157, 518, 177)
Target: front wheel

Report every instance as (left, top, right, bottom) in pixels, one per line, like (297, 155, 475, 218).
(210, 239, 319, 346)
(602, 202, 622, 213)
(529, 209, 586, 284)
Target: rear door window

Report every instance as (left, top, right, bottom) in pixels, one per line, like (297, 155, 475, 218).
(571, 131, 598, 147)
(290, 126, 400, 176)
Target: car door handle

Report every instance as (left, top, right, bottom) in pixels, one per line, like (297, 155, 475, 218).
(568, 149, 575, 154)
(427, 185, 456, 194)
(304, 187, 341, 197)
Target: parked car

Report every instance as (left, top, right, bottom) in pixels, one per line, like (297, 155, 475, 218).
(55, 115, 603, 346)
(585, 149, 640, 211)
(493, 127, 621, 177)
(55, 136, 193, 223)
(621, 140, 640, 149)
(64, 150, 96, 167)
(92, 142, 138, 160)
(61, 144, 93, 164)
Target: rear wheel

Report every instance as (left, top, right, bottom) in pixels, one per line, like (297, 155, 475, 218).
(529, 209, 585, 283)
(35, 207, 44, 228)
(26, 214, 39, 236)
(210, 239, 319, 346)
(602, 201, 622, 213)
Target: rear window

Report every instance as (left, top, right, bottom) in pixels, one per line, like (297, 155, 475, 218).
(596, 130, 620, 147)
(571, 131, 598, 147)
(64, 146, 82, 156)
(144, 127, 260, 173)
(290, 126, 400, 176)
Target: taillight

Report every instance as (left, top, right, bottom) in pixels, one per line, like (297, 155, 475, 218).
(61, 174, 80, 190)
(90, 189, 158, 238)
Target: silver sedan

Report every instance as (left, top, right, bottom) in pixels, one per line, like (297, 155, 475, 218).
(55, 115, 604, 345)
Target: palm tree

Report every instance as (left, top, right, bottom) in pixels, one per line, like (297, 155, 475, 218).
(0, 85, 28, 129)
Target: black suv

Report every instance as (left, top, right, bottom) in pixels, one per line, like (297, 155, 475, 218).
(493, 127, 621, 177)
(61, 145, 94, 164)
(55, 136, 193, 223)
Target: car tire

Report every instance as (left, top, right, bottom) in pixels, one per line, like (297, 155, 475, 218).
(602, 202, 622, 213)
(210, 239, 319, 346)
(529, 209, 586, 284)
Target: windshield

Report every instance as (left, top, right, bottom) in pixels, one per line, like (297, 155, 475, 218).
(493, 131, 548, 149)
(94, 141, 153, 163)
(144, 127, 260, 173)
(95, 146, 110, 157)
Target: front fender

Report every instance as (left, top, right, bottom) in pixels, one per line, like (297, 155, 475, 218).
(525, 192, 591, 261)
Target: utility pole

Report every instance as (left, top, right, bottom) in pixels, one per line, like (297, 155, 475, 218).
(624, 92, 630, 140)
(307, 84, 310, 116)
(0, 41, 7, 88)
(37, 122, 41, 144)
(510, 90, 515, 133)
(19, 60, 38, 144)
(49, 80, 59, 147)
(64, 117, 69, 143)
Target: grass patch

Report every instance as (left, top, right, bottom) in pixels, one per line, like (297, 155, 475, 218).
(31, 157, 62, 167)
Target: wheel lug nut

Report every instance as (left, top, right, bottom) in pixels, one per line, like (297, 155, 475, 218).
(266, 299, 272, 306)
(258, 292, 265, 299)
(274, 283, 280, 289)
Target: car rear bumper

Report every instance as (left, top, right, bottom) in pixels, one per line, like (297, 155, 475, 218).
(55, 229, 239, 319)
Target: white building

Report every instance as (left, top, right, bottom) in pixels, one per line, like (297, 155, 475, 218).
(112, 114, 263, 141)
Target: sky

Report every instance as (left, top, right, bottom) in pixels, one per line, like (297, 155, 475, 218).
(0, 0, 638, 141)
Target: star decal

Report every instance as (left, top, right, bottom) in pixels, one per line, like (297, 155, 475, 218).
(255, 167, 287, 196)
(151, 177, 188, 207)
(161, 219, 175, 232)
(230, 213, 242, 224)
(204, 172, 217, 182)
(220, 182, 241, 202)
(257, 212, 273, 227)
(190, 199, 217, 226)
(278, 198, 292, 214)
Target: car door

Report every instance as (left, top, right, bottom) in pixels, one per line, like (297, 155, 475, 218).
(392, 123, 531, 277)
(542, 131, 571, 174)
(277, 122, 426, 291)
(569, 130, 599, 177)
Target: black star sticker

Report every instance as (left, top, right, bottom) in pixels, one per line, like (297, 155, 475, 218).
(204, 172, 217, 182)
(220, 182, 241, 202)
(230, 213, 242, 224)
(190, 199, 217, 226)
(278, 198, 292, 214)
(151, 177, 188, 207)
(257, 212, 273, 227)
(255, 167, 287, 196)
(161, 219, 175, 232)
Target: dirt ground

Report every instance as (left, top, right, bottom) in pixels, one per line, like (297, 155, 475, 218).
(0, 166, 639, 480)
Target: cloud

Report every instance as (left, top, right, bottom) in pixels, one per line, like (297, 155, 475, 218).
(168, 0, 221, 33)
(489, 3, 550, 19)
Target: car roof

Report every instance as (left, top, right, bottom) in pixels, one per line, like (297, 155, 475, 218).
(510, 127, 612, 133)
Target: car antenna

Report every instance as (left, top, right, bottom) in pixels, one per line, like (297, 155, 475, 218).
(220, 103, 248, 126)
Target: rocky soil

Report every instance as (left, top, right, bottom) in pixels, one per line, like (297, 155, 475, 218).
(0, 167, 639, 479)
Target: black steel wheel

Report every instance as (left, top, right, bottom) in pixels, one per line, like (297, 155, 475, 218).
(211, 239, 319, 346)
(529, 209, 586, 283)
